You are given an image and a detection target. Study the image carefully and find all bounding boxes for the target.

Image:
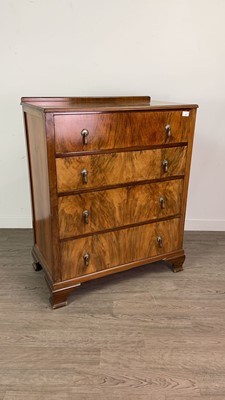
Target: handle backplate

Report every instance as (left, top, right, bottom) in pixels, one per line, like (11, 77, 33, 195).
(81, 169, 88, 184)
(162, 159, 168, 173)
(160, 196, 165, 209)
(81, 129, 89, 145)
(83, 252, 90, 266)
(165, 124, 171, 138)
(157, 236, 163, 248)
(83, 210, 89, 224)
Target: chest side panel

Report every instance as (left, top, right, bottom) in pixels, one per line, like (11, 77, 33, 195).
(24, 112, 53, 273)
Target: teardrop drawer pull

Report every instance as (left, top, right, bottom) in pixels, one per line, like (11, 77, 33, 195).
(165, 124, 171, 138)
(81, 169, 88, 184)
(162, 159, 168, 172)
(81, 129, 89, 145)
(157, 236, 163, 248)
(160, 197, 165, 209)
(83, 210, 89, 224)
(83, 253, 90, 266)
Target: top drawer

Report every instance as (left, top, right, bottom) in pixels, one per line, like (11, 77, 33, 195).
(54, 110, 195, 154)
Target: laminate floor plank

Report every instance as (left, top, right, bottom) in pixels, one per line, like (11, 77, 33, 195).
(0, 347, 100, 369)
(0, 229, 225, 399)
(3, 392, 73, 400)
(3, 392, 166, 400)
(166, 396, 225, 400)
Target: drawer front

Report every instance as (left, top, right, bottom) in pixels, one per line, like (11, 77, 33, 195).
(56, 146, 187, 193)
(58, 179, 183, 239)
(60, 218, 181, 280)
(54, 110, 195, 153)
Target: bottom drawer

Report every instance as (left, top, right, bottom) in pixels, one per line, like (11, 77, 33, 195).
(60, 218, 182, 280)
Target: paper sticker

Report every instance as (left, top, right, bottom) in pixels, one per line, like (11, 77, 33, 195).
(182, 111, 189, 117)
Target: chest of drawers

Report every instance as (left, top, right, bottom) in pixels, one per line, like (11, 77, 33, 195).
(21, 96, 198, 308)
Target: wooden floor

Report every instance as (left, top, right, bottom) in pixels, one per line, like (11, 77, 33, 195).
(0, 230, 225, 400)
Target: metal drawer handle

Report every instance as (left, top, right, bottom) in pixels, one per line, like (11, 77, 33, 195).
(81, 129, 89, 145)
(83, 252, 90, 266)
(160, 197, 165, 209)
(157, 236, 163, 248)
(83, 210, 89, 224)
(165, 124, 171, 138)
(81, 169, 88, 184)
(162, 159, 168, 172)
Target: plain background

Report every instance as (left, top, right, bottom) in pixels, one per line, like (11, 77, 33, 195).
(0, 0, 224, 230)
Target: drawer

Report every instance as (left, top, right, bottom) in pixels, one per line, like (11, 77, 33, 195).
(54, 110, 194, 153)
(60, 218, 182, 280)
(58, 179, 183, 239)
(56, 146, 187, 193)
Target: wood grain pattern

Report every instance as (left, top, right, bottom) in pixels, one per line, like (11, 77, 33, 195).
(56, 146, 187, 193)
(52, 249, 185, 292)
(45, 113, 61, 283)
(179, 108, 197, 237)
(21, 96, 198, 113)
(24, 112, 53, 274)
(58, 179, 183, 239)
(3, 393, 166, 400)
(21, 96, 197, 308)
(54, 110, 195, 154)
(60, 218, 181, 280)
(22, 96, 151, 107)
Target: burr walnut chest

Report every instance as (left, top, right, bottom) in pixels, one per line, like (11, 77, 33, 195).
(21, 96, 198, 308)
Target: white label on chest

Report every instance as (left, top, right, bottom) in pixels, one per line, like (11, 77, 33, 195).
(182, 111, 190, 117)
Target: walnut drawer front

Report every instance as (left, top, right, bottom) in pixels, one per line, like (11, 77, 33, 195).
(56, 146, 187, 193)
(58, 179, 183, 239)
(54, 110, 195, 154)
(60, 218, 181, 280)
